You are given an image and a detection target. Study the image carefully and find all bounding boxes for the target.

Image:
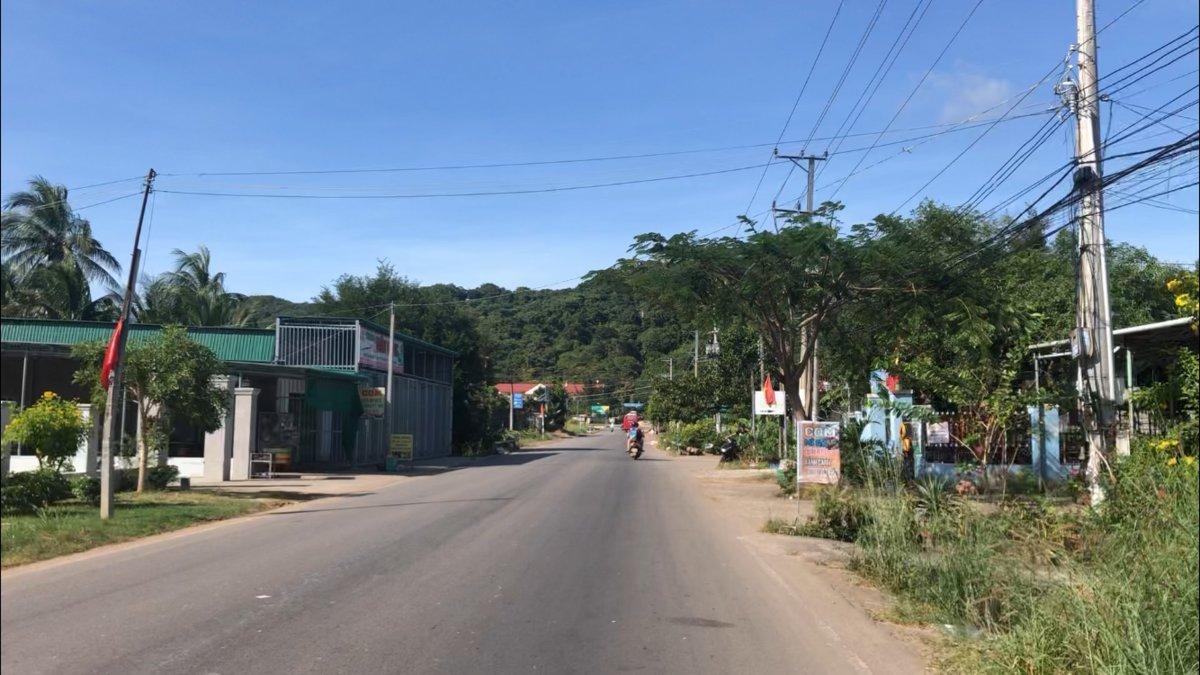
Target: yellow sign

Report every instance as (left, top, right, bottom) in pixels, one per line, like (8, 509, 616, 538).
(389, 434, 414, 459)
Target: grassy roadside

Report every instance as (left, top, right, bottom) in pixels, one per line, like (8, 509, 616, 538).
(1, 491, 288, 568)
(761, 446, 1199, 673)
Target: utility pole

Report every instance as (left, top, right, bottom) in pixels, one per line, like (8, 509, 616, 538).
(774, 153, 827, 422)
(99, 169, 156, 520)
(693, 330, 700, 377)
(1069, 0, 1117, 504)
(508, 376, 515, 431)
(661, 356, 673, 380)
(385, 302, 395, 438)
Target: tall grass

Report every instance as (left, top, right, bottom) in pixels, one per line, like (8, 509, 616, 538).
(841, 442, 1199, 673)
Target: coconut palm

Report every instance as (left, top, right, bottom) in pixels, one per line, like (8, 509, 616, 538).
(163, 245, 246, 326)
(1, 176, 122, 290)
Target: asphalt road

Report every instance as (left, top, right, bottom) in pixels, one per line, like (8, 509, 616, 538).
(2, 432, 919, 674)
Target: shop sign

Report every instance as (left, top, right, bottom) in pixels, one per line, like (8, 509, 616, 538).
(927, 421, 951, 445)
(753, 390, 786, 416)
(797, 421, 841, 485)
(512, 393, 524, 409)
(358, 326, 404, 373)
(359, 387, 386, 417)
(390, 434, 414, 460)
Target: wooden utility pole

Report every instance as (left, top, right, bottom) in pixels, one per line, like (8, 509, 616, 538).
(1070, 0, 1117, 505)
(99, 169, 156, 520)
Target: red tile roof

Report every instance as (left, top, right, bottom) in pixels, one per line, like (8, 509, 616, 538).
(494, 382, 588, 396)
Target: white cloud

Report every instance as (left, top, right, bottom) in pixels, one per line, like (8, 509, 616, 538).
(926, 65, 1015, 123)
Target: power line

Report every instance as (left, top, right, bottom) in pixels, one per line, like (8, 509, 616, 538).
(825, 0, 986, 201)
(157, 162, 772, 200)
(742, 0, 845, 219)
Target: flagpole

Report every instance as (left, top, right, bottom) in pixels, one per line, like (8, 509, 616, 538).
(99, 169, 155, 520)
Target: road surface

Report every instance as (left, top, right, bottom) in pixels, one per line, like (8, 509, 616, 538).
(2, 432, 921, 674)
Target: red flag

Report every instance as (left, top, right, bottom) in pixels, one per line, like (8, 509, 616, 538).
(100, 318, 125, 390)
(763, 375, 776, 406)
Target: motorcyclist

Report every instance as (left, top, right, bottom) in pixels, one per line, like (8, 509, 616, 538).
(626, 417, 644, 455)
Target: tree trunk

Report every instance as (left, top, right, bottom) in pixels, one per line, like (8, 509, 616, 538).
(136, 406, 150, 493)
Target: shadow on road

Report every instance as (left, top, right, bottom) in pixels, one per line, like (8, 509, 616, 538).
(267, 496, 514, 515)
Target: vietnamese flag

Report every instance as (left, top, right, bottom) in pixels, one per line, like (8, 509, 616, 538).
(100, 318, 125, 390)
(763, 374, 776, 406)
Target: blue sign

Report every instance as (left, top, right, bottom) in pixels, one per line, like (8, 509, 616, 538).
(513, 393, 525, 409)
(622, 402, 644, 410)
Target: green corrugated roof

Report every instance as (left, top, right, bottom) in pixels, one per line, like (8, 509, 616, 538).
(1, 318, 275, 363)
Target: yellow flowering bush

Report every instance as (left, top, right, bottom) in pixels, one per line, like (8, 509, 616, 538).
(2, 392, 88, 471)
(1167, 271, 1199, 331)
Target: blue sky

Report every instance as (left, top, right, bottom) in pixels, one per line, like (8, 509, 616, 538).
(3, 0, 1197, 302)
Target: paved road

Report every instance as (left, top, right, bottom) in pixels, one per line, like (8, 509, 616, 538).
(2, 433, 919, 674)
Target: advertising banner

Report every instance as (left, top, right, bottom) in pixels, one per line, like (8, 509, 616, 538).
(797, 421, 841, 485)
(359, 387, 386, 418)
(512, 393, 524, 409)
(753, 390, 786, 416)
(590, 404, 609, 416)
(358, 325, 404, 373)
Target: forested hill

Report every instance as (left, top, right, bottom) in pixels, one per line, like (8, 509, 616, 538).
(245, 278, 696, 387)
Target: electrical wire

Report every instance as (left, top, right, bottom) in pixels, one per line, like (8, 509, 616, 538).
(157, 162, 772, 200)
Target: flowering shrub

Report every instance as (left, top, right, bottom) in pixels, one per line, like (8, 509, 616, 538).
(2, 392, 87, 471)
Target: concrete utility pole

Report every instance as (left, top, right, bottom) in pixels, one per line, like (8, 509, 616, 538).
(99, 168, 156, 520)
(1070, 0, 1117, 504)
(385, 303, 395, 436)
(661, 356, 673, 380)
(774, 153, 827, 422)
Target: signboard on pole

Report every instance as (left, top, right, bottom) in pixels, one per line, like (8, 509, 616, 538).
(358, 325, 404, 373)
(359, 387, 386, 418)
(512, 393, 525, 409)
(622, 402, 644, 410)
(589, 404, 609, 416)
(797, 421, 841, 485)
(753, 390, 786, 416)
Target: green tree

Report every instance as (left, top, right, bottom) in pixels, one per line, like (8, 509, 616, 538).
(1, 176, 121, 287)
(134, 246, 247, 326)
(73, 326, 228, 492)
(314, 262, 497, 452)
(1, 391, 88, 471)
(611, 204, 862, 425)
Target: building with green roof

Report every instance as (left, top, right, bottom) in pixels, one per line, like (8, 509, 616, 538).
(2, 315, 454, 479)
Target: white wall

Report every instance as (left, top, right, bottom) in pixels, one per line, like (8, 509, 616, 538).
(168, 457, 205, 478)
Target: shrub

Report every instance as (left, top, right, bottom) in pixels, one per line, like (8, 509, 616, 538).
(71, 475, 102, 505)
(776, 459, 796, 493)
(146, 464, 180, 490)
(1, 392, 87, 471)
(808, 487, 872, 541)
(678, 418, 718, 454)
(1, 469, 73, 515)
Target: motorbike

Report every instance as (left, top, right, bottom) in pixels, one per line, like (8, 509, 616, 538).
(717, 435, 740, 464)
(626, 429, 644, 459)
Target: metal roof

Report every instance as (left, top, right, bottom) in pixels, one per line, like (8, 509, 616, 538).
(1, 318, 276, 363)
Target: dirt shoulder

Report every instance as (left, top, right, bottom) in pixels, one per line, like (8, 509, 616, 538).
(655, 439, 937, 672)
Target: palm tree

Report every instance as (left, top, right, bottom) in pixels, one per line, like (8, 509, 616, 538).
(1, 176, 122, 290)
(163, 245, 246, 326)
